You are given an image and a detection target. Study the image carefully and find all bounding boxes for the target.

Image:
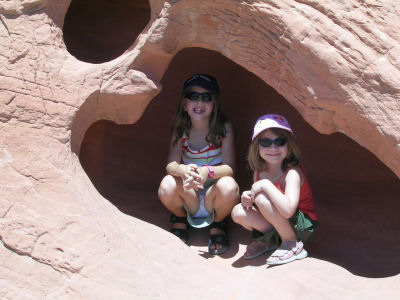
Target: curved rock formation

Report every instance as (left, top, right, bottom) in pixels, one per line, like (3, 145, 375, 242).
(1, 0, 399, 298)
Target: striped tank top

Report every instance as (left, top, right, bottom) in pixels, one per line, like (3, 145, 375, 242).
(181, 136, 222, 167)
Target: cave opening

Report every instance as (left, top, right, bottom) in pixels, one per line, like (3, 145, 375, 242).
(78, 47, 400, 278)
(62, 0, 151, 63)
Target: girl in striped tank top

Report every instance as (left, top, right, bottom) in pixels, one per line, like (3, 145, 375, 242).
(158, 74, 239, 255)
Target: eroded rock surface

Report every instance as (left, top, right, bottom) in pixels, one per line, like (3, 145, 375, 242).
(1, 0, 399, 298)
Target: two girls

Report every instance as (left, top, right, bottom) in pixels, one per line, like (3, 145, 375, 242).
(158, 74, 317, 264)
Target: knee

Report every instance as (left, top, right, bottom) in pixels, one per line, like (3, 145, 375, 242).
(215, 176, 239, 201)
(158, 175, 178, 201)
(254, 193, 271, 208)
(231, 204, 246, 224)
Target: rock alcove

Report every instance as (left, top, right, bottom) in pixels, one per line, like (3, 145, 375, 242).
(63, 0, 151, 63)
(78, 47, 400, 278)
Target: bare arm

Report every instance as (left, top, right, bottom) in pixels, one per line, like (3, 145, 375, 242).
(251, 168, 302, 218)
(165, 138, 183, 176)
(241, 171, 257, 208)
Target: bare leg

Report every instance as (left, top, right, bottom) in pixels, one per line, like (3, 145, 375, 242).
(205, 176, 239, 221)
(205, 176, 239, 252)
(231, 203, 276, 258)
(254, 193, 297, 242)
(231, 203, 273, 233)
(252, 194, 307, 265)
(158, 175, 199, 230)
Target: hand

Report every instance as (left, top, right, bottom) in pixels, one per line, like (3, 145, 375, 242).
(241, 190, 254, 209)
(196, 166, 209, 185)
(183, 176, 204, 191)
(182, 164, 203, 191)
(251, 179, 271, 196)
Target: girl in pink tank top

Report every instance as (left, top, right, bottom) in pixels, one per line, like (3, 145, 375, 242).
(231, 114, 318, 266)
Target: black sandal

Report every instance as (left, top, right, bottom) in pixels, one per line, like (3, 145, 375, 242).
(170, 214, 189, 245)
(208, 219, 229, 255)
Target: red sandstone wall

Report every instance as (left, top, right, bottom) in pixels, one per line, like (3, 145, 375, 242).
(1, 0, 400, 298)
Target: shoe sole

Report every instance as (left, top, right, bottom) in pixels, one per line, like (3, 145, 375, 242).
(244, 248, 269, 259)
(266, 249, 308, 266)
(244, 245, 278, 260)
(243, 247, 276, 259)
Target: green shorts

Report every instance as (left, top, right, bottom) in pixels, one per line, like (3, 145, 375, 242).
(253, 210, 318, 245)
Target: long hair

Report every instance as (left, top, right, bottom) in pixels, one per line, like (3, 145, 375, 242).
(171, 90, 227, 146)
(248, 128, 301, 172)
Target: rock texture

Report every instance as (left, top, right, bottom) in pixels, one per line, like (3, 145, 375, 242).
(0, 0, 399, 299)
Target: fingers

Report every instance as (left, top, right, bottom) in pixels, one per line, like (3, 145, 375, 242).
(183, 176, 204, 191)
(183, 165, 202, 181)
(240, 197, 252, 208)
(183, 176, 193, 190)
(241, 201, 253, 209)
(181, 164, 205, 191)
(190, 172, 202, 181)
(188, 164, 199, 172)
(183, 183, 203, 191)
(250, 191, 256, 202)
(241, 191, 254, 209)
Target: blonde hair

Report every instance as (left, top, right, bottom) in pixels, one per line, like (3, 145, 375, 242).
(171, 89, 227, 146)
(248, 128, 301, 172)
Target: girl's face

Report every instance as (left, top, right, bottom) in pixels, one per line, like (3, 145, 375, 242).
(183, 86, 214, 121)
(258, 129, 288, 165)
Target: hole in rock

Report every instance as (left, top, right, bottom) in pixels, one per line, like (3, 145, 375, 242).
(63, 0, 150, 63)
(79, 48, 400, 277)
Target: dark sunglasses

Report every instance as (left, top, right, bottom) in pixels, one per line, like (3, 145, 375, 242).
(258, 137, 287, 148)
(185, 92, 213, 102)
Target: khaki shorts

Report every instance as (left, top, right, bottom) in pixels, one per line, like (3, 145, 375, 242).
(253, 210, 318, 245)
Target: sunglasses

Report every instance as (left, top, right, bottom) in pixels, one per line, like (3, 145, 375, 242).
(258, 137, 287, 148)
(185, 92, 213, 102)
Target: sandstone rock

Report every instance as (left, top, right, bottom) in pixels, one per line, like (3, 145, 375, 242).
(0, 0, 399, 298)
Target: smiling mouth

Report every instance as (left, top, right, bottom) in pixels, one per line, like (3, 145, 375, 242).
(267, 153, 281, 157)
(194, 108, 205, 113)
